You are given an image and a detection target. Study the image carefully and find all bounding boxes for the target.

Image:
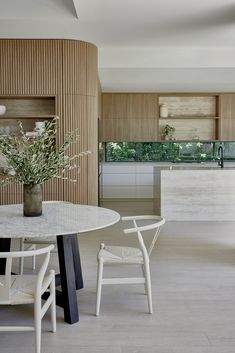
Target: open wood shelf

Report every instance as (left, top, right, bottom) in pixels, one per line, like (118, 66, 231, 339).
(159, 116, 220, 120)
(0, 115, 55, 119)
(159, 139, 220, 142)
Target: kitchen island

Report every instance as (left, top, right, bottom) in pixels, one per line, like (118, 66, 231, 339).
(154, 165, 235, 221)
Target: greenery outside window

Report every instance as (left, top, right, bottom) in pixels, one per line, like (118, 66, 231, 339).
(104, 142, 235, 162)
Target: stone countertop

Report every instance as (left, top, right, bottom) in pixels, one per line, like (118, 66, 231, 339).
(154, 164, 235, 170)
(102, 161, 235, 169)
(154, 165, 235, 171)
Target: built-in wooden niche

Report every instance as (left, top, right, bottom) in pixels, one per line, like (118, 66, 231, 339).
(0, 96, 55, 135)
(158, 95, 219, 141)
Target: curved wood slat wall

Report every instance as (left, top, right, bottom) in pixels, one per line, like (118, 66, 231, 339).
(0, 39, 98, 206)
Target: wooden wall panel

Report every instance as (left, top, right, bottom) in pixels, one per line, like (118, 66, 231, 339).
(33, 40, 62, 95)
(62, 40, 87, 95)
(0, 183, 22, 205)
(102, 93, 158, 119)
(219, 94, 235, 140)
(102, 94, 128, 119)
(98, 79, 103, 141)
(102, 93, 158, 141)
(60, 94, 88, 204)
(87, 96, 98, 205)
(102, 118, 159, 142)
(0, 40, 61, 95)
(86, 43, 98, 97)
(0, 39, 98, 205)
(42, 107, 63, 201)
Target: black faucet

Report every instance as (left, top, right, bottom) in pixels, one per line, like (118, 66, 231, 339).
(218, 146, 224, 168)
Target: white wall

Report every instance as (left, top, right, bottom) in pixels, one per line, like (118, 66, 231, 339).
(99, 67, 235, 92)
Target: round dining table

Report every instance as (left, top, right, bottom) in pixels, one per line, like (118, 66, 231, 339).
(0, 202, 120, 324)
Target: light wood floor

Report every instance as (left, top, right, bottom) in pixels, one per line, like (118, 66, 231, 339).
(1, 200, 235, 353)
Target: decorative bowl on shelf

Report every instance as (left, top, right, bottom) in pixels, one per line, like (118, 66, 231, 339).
(0, 105, 6, 116)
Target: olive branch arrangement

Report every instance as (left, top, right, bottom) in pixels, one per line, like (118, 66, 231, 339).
(0, 117, 91, 186)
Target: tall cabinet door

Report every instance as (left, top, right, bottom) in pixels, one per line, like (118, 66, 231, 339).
(219, 94, 235, 140)
(102, 93, 159, 141)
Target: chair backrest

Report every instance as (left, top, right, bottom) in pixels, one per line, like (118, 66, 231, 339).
(0, 245, 54, 303)
(122, 216, 165, 262)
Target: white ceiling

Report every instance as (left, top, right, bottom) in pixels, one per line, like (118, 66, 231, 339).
(77, 0, 235, 47)
(0, 0, 235, 91)
(0, 0, 78, 20)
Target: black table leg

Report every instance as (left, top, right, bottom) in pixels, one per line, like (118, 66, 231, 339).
(70, 234, 83, 290)
(0, 238, 11, 275)
(57, 234, 79, 324)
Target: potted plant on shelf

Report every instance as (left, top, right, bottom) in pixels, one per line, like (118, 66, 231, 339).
(162, 124, 176, 140)
(0, 117, 90, 217)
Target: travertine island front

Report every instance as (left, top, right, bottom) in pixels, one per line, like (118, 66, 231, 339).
(154, 165, 235, 221)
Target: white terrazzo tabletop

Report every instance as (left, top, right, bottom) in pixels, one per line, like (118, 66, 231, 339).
(0, 202, 120, 238)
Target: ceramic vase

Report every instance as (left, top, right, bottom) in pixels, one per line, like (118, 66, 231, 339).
(23, 184, 42, 217)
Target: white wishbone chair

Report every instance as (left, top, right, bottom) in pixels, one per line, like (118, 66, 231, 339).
(96, 215, 165, 316)
(0, 245, 56, 353)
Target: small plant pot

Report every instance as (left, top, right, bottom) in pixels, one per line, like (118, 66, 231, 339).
(23, 184, 42, 217)
(164, 134, 174, 141)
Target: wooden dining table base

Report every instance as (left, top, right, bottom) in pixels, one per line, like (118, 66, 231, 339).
(56, 234, 83, 324)
(0, 238, 11, 275)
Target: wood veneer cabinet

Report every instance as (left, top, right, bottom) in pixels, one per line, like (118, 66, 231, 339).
(219, 94, 235, 140)
(0, 39, 98, 206)
(102, 92, 235, 142)
(102, 93, 159, 141)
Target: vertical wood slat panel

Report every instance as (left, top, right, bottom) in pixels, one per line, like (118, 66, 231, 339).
(62, 40, 87, 95)
(61, 95, 88, 204)
(87, 97, 98, 205)
(219, 94, 235, 140)
(86, 43, 98, 204)
(0, 40, 61, 95)
(98, 80, 103, 142)
(86, 43, 98, 97)
(0, 183, 22, 205)
(42, 104, 63, 201)
(0, 39, 98, 206)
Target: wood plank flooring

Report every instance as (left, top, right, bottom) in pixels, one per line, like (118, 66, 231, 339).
(1, 200, 235, 353)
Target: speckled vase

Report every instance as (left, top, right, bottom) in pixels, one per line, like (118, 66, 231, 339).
(23, 184, 42, 217)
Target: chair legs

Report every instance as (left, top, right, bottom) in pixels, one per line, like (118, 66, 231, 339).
(96, 259, 103, 316)
(95, 260, 153, 315)
(50, 275, 56, 333)
(144, 262, 153, 314)
(141, 265, 147, 295)
(34, 303, 42, 353)
(34, 271, 56, 353)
